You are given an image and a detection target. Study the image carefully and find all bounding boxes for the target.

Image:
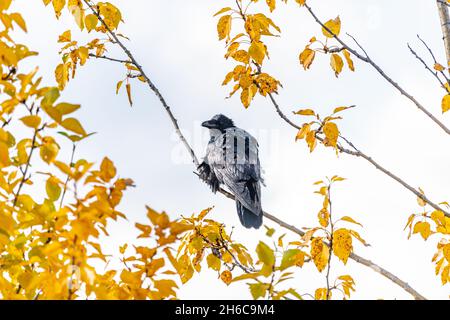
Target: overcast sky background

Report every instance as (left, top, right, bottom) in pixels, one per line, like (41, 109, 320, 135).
(11, 0, 450, 299)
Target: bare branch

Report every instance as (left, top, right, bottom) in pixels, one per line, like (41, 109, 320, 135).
(437, 0, 450, 66)
(304, 3, 450, 136)
(89, 53, 130, 64)
(408, 43, 449, 92)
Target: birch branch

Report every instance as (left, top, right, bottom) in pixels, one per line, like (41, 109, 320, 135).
(437, 0, 450, 67)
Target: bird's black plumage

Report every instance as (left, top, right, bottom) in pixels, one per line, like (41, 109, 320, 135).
(199, 114, 263, 229)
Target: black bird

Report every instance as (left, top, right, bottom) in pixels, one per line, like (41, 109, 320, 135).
(198, 114, 263, 229)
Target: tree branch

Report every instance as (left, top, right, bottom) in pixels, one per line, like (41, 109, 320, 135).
(88, 53, 131, 64)
(437, 0, 450, 67)
(84, 0, 427, 300)
(304, 3, 450, 136)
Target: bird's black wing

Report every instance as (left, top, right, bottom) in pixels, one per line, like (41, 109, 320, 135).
(208, 128, 262, 216)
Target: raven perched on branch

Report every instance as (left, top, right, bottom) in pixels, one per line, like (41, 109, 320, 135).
(198, 114, 263, 229)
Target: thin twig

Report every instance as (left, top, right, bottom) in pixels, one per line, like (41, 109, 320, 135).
(59, 143, 76, 209)
(88, 53, 131, 64)
(416, 34, 450, 84)
(408, 43, 449, 91)
(304, 3, 450, 136)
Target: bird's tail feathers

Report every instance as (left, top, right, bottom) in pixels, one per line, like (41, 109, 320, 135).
(236, 201, 263, 229)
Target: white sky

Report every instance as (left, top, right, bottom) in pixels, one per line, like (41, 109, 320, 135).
(11, 0, 450, 299)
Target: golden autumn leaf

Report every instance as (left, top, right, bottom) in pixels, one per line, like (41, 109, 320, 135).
(206, 253, 221, 272)
(434, 63, 445, 72)
(315, 288, 328, 300)
(217, 15, 232, 41)
(413, 221, 432, 240)
(46, 176, 61, 201)
(248, 41, 266, 65)
(61, 118, 87, 136)
(322, 16, 341, 38)
(310, 237, 329, 272)
(295, 109, 315, 116)
(213, 7, 232, 17)
(330, 53, 344, 77)
(318, 208, 329, 228)
(220, 270, 232, 285)
(343, 49, 355, 71)
(442, 94, 450, 113)
(295, 123, 311, 141)
(126, 83, 133, 106)
(323, 122, 339, 147)
(299, 48, 315, 70)
(266, 0, 276, 12)
(333, 229, 353, 264)
(20, 115, 41, 129)
(85, 13, 98, 32)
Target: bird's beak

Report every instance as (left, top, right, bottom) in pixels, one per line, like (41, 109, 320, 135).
(202, 120, 218, 129)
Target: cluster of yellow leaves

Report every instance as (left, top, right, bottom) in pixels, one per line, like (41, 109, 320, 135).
(215, 3, 281, 108)
(299, 17, 355, 77)
(298, 177, 364, 299)
(314, 275, 355, 300)
(166, 207, 254, 286)
(48, 1, 141, 106)
(43, 0, 120, 32)
(405, 193, 450, 286)
(294, 105, 354, 152)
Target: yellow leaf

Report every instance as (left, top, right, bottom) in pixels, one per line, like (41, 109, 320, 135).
(248, 41, 266, 65)
(85, 13, 98, 32)
(323, 122, 339, 147)
(126, 83, 133, 106)
(332, 229, 353, 264)
(322, 16, 341, 38)
(217, 15, 232, 41)
(100, 157, 116, 182)
(20, 115, 41, 129)
(330, 53, 344, 77)
(98, 2, 122, 30)
(220, 270, 232, 285)
(10, 13, 27, 32)
(296, 123, 311, 141)
(46, 176, 61, 201)
(213, 7, 232, 17)
(266, 0, 276, 12)
(434, 63, 445, 72)
(61, 118, 87, 136)
(318, 208, 329, 228)
(306, 130, 317, 153)
(52, 0, 66, 19)
(413, 221, 432, 240)
(417, 187, 427, 207)
(310, 237, 329, 272)
(315, 288, 328, 300)
(295, 109, 315, 116)
(343, 49, 355, 71)
(55, 103, 80, 115)
(340, 216, 363, 227)
(206, 254, 221, 272)
(442, 94, 450, 113)
(299, 48, 315, 70)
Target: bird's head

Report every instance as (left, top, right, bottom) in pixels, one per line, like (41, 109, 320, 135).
(202, 114, 235, 133)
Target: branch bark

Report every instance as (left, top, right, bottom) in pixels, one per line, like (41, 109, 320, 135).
(437, 0, 450, 67)
(304, 3, 450, 136)
(83, 0, 427, 300)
